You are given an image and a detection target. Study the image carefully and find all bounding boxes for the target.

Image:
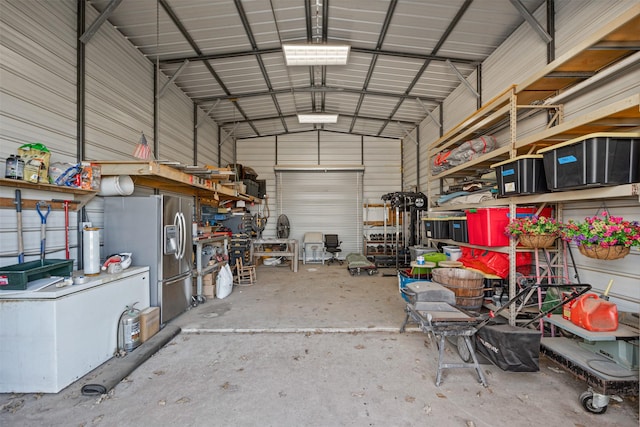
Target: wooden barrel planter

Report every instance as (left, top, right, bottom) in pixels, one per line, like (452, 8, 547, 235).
(431, 267, 485, 311)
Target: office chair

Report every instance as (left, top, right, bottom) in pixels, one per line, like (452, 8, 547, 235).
(324, 234, 343, 265)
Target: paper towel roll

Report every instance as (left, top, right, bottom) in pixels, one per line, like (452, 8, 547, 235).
(83, 227, 101, 275)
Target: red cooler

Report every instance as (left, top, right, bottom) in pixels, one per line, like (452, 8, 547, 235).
(465, 207, 553, 247)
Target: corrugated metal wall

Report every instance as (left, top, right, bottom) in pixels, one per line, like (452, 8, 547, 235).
(482, 6, 547, 101)
(219, 129, 234, 167)
(441, 69, 479, 136)
(319, 133, 361, 165)
(84, 5, 154, 161)
(414, 108, 442, 193)
(0, 1, 219, 269)
(0, 1, 78, 264)
(196, 118, 219, 167)
(237, 132, 401, 246)
(362, 136, 401, 202)
(0, 0, 77, 164)
(157, 81, 194, 165)
(276, 132, 320, 165)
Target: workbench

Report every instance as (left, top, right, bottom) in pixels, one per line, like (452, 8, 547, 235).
(250, 238, 299, 272)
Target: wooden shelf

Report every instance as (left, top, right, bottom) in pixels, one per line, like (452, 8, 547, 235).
(514, 94, 640, 150)
(431, 183, 640, 212)
(92, 161, 258, 203)
(427, 7, 640, 188)
(0, 178, 96, 210)
(516, 8, 640, 105)
(428, 87, 514, 153)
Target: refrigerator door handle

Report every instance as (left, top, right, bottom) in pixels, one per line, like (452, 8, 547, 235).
(173, 212, 181, 260)
(178, 212, 187, 260)
(163, 271, 191, 285)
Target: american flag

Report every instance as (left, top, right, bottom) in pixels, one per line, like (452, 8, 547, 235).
(133, 132, 152, 160)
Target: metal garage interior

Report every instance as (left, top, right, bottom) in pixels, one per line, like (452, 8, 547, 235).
(0, 0, 639, 425)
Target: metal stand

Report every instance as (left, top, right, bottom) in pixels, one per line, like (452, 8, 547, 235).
(401, 302, 488, 387)
(193, 236, 228, 304)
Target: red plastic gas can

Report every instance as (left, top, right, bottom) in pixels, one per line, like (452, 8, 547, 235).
(570, 293, 618, 332)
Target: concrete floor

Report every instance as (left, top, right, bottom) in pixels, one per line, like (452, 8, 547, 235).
(1, 262, 638, 426)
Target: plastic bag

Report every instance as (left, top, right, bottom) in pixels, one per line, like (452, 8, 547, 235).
(49, 162, 82, 186)
(216, 263, 233, 299)
(458, 247, 531, 279)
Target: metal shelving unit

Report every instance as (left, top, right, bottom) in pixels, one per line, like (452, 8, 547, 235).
(425, 10, 640, 325)
(363, 202, 398, 257)
(192, 235, 228, 304)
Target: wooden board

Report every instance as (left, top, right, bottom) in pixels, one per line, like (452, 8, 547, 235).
(91, 161, 257, 203)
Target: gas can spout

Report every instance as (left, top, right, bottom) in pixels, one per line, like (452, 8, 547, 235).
(601, 279, 614, 301)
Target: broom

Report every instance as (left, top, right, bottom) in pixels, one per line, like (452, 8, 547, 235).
(132, 132, 153, 160)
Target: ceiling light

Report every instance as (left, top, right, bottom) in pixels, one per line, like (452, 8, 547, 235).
(297, 113, 339, 123)
(283, 43, 350, 66)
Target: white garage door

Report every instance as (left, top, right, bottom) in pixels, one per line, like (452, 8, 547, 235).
(276, 168, 364, 259)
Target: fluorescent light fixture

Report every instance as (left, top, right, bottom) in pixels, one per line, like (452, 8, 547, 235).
(283, 43, 350, 66)
(297, 113, 339, 123)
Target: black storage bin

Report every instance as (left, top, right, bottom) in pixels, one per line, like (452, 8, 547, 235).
(539, 132, 640, 191)
(449, 217, 468, 243)
(243, 179, 260, 197)
(424, 218, 451, 239)
(491, 155, 548, 197)
(256, 179, 266, 199)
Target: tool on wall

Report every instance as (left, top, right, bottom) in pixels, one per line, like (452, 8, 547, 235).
(52, 199, 79, 260)
(36, 201, 51, 261)
(15, 190, 24, 263)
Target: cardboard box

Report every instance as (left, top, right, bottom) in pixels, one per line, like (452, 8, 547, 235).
(203, 283, 215, 299)
(203, 272, 214, 286)
(139, 307, 160, 343)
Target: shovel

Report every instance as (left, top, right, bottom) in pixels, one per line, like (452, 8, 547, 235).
(15, 190, 24, 263)
(36, 201, 51, 262)
(52, 199, 79, 259)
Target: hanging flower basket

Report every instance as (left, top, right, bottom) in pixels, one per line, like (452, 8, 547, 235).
(518, 233, 557, 248)
(578, 245, 630, 261)
(559, 211, 640, 260)
(505, 215, 560, 248)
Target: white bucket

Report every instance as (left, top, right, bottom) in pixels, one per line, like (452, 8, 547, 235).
(98, 175, 134, 196)
(443, 245, 462, 262)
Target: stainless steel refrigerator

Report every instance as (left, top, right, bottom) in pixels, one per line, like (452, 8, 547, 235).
(104, 195, 193, 324)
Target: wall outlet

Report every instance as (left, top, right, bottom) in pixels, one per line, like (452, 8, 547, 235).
(81, 222, 92, 230)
